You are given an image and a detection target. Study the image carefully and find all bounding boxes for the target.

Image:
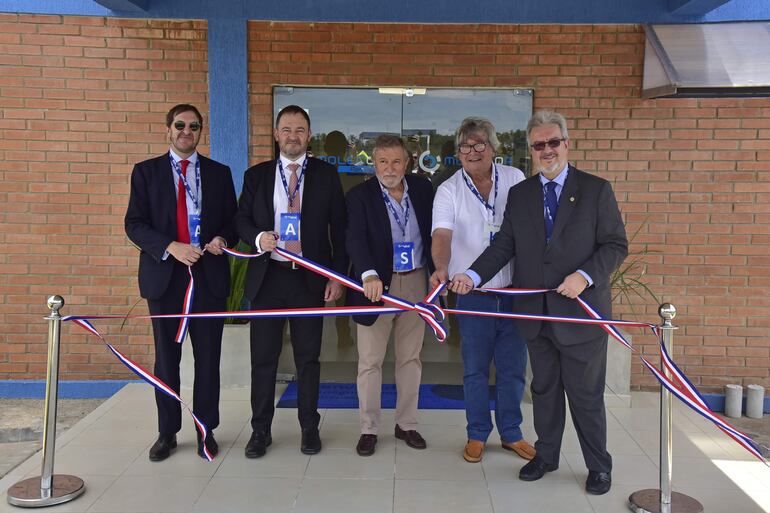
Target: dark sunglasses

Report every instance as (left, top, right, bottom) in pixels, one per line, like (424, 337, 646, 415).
(530, 138, 565, 151)
(173, 121, 201, 132)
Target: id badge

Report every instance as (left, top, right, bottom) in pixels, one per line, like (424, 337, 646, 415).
(485, 221, 501, 243)
(393, 242, 415, 272)
(188, 213, 202, 247)
(280, 213, 301, 241)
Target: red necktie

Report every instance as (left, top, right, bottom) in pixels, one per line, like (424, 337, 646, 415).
(285, 162, 302, 254)
(176, 159, 190, 244)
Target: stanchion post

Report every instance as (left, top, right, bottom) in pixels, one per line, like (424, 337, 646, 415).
(629, 303, 702, 513)
(6, 296, 85, 508)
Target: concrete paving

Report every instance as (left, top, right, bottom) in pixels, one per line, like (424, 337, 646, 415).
(1, 385, 769, 513)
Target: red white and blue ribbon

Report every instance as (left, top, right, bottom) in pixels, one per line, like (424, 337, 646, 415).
(64, 317, 213, 461)
(62, 247, 767, 464)
(174, 266, 194, 344)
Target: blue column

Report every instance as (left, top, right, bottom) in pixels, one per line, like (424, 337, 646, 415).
(207, 17, 248, 194)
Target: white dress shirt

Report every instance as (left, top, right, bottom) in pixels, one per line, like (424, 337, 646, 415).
(432, 164, 525, 288)
(256, 154, 308, 262)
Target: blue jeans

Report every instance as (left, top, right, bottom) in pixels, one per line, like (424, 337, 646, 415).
(457, 292, 528, 443)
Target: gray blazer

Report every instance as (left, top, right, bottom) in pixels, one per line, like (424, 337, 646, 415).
(469, 166, 628, 345)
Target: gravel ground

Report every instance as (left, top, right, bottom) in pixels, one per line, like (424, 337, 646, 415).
(0, 398, 105, 478)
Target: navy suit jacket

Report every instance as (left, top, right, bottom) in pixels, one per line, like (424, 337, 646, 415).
(345, 174, 435, 326)
(124, 152, 238, 300)
(469, 166, 628, 344)
(234, 157, 348, 300)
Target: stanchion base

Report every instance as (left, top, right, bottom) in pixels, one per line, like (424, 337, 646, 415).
(7, 475, 85, 508)
(629, 489, 703, 513)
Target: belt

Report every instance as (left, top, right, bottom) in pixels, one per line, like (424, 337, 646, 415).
(270, 259, 300, 270)
(393, 267, 422, 276)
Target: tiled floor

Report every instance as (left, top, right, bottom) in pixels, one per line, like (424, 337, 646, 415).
(1, 384, 769, 513)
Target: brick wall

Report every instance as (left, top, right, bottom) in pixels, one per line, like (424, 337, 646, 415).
(246, 22, 770, 391)
(0, 14, 208, 379)
(1, 17, 768, 391)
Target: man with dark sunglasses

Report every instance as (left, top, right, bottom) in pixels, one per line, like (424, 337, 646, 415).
(125, 103, 238, 461)
(450, 110, 628, 495)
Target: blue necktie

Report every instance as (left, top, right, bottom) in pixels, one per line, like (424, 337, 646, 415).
(544, 181, 558, 242)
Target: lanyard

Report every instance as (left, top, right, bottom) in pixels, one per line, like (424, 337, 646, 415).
(462, 164, 498, 219)
(278, 157, 308, 209)
(381, 187, 411, 240)
(170, 155, 201, 213)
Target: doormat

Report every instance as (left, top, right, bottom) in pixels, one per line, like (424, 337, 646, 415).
(276, 383, 498, 410)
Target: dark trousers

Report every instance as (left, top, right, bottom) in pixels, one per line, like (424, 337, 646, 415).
(249, 262, 324, 433)
(147, 262, 225, 435)
(528, 327, 612, 473)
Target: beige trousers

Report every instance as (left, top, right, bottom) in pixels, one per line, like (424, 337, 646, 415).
(356, 269, 427, 434)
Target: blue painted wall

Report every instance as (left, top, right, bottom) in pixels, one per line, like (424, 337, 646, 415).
(1, 0, 770, 22)
(208, 18, 248, 193)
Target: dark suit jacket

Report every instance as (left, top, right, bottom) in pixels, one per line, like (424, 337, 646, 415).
(124, 153, 238, 300)
(469, 166, 628, 345)
(235, 157, 348, 300)
(345, 174, 435, 326)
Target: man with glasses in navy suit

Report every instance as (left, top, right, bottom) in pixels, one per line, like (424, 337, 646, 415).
(125, 103, 238, 461)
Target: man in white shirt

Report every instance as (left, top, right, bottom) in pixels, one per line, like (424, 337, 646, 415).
(430, 117, 535, 464)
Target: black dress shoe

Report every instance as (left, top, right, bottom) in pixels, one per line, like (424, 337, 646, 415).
(245, 431, 272, 458)
(395, 424, 427, 449)
(301, 428, 322, 455)
(197, 431, 219, 459)
(518, 455, 558, 481)
(149, 434, 177, 462)
(585, 470, 611, 495)
(356, 434, 377, 456)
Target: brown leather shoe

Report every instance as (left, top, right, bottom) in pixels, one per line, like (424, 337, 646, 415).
(502, 439, 536, 460)
(395, 425, 427, 449)
(463, 439, 485, 463)
(356, 434, 377, 456)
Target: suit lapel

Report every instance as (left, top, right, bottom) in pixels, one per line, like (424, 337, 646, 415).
(550, 166, 579, 243)
(265, 159, 277, 216)
(368, 176, 393, 249)
(525, 176, 546, 243)
(161, 152, 177, 230)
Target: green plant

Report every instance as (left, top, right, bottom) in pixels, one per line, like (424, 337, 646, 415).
(225, 240, 251, 324)
(610, 220, 659, 310)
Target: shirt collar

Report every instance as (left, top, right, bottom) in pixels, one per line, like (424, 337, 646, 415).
(279, 153, 307, 173)
(377, 177, 409, 197)
(169, 148, 198, 165)
(538, 163, 569, 188)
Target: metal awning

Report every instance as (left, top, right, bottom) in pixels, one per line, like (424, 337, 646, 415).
(643, 22, 770, 98)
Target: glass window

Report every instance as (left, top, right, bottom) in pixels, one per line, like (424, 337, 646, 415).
(273, 86, 534, 193)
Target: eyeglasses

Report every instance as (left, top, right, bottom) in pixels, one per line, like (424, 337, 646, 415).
(458, 142, 488, 154)
(530, 138, 565, 152)
(173, 121, 201, 132)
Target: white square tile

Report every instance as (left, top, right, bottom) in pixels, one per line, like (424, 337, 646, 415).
(192, 476, 299, 513)
(214, 445, 310, 479)
(294, 477, 393, 513)
(23, 445, 142, 478)
(394, 479, 493, 513)
(396, 447, 484, 481)
(87, 476, 209, 513)
(488, 476, 594, 513)
(305, 447, 395, 479)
